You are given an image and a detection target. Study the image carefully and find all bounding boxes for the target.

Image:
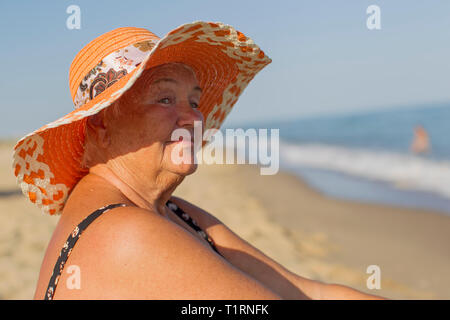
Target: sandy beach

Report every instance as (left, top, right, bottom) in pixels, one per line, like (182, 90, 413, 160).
(1, 141, 449, 299)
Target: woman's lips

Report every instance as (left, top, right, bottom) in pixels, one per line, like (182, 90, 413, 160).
(166, 138, 194, 146)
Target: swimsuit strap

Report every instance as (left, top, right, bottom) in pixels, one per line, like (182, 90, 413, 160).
(166, 200, 222, 256)
(44, 203, 127, 300)
(44, 201, 221, 300)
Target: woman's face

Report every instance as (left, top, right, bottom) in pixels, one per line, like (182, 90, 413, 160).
(107, 62, 204, 178)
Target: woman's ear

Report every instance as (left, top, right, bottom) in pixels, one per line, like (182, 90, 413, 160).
(86, 109, 111, 149)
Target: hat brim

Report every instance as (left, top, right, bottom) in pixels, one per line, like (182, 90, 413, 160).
(12, 20, 272, 215)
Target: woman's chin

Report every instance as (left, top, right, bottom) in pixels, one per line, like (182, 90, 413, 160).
(169, 161, 198, 176)
(165, 143, 198, 175)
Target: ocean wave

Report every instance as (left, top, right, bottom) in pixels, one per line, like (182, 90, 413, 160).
(279, 140, 450, 199)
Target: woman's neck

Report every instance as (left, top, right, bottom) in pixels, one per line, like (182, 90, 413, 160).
(88, 163, 183, 216)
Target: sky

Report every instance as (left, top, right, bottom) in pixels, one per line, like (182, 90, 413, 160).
(1, 0, 450, 138)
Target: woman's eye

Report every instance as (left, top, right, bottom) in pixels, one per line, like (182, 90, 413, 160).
(157, 97, 198, 108)
(191, 102, 199, 109)
(158, 97, 172, 105)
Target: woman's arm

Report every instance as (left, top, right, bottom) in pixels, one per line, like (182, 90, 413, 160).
(170, 196, 387, 300)
(313, 282, 386, 300)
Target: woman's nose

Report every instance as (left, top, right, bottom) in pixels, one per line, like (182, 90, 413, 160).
(176, 101, 204, 128)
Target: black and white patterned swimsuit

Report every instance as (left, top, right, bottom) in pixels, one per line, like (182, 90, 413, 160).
(44, 200, 221, 300)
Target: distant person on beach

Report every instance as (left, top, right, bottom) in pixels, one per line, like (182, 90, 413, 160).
(410, 125, 430, 154)
(12, 23, 385, 300)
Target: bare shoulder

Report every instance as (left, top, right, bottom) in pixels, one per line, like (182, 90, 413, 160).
(53, 205, 281, 299)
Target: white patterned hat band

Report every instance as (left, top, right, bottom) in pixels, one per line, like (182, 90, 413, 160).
(74, 40, 157, 108)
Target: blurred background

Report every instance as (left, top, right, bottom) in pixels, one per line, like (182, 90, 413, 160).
(1, 0, 449, 299)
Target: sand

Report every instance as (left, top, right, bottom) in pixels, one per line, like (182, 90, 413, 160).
(1, 141, 449, 299)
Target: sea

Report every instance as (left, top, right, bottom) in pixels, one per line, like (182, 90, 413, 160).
(229, 103, 450, 216)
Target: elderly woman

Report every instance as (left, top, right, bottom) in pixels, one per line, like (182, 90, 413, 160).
(13, 22, 384, 300)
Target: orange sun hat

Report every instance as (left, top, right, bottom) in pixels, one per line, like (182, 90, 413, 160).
(11, 21, 272, 216)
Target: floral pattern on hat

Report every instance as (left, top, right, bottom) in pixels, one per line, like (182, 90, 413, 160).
(133, 40, 156, 52)
(74, 40, 157, 108)
(89, 68, 128, 99)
